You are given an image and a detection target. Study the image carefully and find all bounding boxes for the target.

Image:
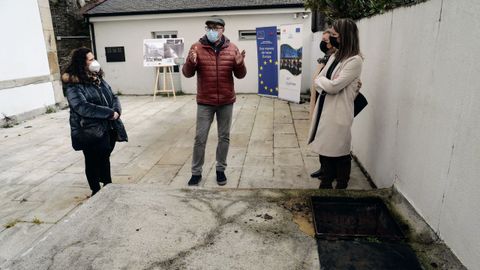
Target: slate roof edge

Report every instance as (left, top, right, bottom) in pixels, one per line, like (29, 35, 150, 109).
(84, 4, 305, 17)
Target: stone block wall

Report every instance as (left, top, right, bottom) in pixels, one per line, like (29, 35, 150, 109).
(49, 0, 93, 72)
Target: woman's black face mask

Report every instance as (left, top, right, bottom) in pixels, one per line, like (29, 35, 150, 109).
(319, 41, 329, 54)
(329, 35, 340, 49)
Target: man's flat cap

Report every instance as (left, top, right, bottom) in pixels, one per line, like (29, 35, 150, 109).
(205, 17, 225, 26)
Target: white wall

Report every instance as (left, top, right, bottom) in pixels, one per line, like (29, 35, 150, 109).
(0, 0, 55, 119)
(0, 83, 56, 117)
(90, 9, 312, 95)
(0, 0, 50, 81)
(352, 0, 480, 268)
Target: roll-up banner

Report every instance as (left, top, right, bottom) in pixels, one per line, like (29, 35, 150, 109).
(256, 26, 279, 97)
(278, 24, 303, 103)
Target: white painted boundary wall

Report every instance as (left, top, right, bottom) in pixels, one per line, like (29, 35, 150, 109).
(0, 0, 55, 119)
(0, 83, 55, 116)
(351, 1, 480, 268)
(90, 9, 313, 95)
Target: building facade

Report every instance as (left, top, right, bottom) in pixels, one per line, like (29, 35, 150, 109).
(85, 0, 312, 95)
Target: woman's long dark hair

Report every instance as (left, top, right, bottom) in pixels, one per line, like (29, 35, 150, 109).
(333, 19, 360, 62)
(63, 47, 103, 83)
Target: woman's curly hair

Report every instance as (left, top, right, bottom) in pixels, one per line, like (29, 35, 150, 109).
(63, 47, 103, 83)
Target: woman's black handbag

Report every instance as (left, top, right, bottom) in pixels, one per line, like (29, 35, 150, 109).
(79, 118, 107, 142)
(112, 119, 128, 142)
(316, 91, 368, 119)
(354, 92, 368, 117)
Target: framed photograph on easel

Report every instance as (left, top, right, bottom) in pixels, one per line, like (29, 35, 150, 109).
(143, 38, 185, 100)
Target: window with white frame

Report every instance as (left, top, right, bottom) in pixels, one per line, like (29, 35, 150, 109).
(152, 31, 178, 39)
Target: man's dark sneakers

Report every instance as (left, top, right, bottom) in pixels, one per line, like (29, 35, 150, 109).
(188, 175, 202, 186)
(216, 171, 227, 186)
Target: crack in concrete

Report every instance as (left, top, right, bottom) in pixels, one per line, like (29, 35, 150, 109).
(46, 240, 83, 270)
(143, 191, 295, 270)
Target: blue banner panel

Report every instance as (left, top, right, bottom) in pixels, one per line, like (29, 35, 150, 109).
(256, 26, 278, 97)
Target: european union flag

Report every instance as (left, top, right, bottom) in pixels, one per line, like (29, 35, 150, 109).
(256, 26, 278, 97)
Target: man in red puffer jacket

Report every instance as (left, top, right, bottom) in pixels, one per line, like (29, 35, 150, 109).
(183, 17, 247, 187)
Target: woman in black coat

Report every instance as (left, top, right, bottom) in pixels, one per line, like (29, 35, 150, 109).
(62, 47, 128, 196)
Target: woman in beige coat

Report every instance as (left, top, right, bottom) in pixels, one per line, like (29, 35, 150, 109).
(309, 30, 338, 180)
(308, 19, 363, 189)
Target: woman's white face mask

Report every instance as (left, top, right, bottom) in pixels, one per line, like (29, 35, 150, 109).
(88, 60, 101, 73)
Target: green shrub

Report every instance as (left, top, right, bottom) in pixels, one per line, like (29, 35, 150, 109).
(32, 217, 43, 225)
(4, 219, 19, 229)
(1, 113, 16, 128)
(45, 105, 57, 114)
(305, 0, 428, 23)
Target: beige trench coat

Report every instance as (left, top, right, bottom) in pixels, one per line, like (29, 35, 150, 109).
(309, 63, 325, 120)
(308, 54, 363, 157)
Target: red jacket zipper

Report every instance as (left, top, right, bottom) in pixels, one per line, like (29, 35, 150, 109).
(216, 51, 219, 105)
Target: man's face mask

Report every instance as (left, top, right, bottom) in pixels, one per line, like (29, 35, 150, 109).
(88, 60, 101, 73)
(206, 29, 220, 43)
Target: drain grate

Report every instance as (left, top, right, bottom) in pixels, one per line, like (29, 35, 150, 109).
(311, 196, 404, 240)
(311, 196, 422, 270)
(316, 240, 422, 270)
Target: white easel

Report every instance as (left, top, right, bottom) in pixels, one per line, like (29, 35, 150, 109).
(153, 65, 176, 100)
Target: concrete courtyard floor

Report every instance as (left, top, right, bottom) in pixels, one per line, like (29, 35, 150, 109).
(0, 95, 375, 269)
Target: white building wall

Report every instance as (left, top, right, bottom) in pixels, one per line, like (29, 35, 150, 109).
(351, 0, 480, 268)
(0, 0, 56, 119)
(0, 83, 56, 117)
(90, 9, 312, 95)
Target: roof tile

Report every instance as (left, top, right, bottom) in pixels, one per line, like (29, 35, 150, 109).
(86, 0, 304, 15)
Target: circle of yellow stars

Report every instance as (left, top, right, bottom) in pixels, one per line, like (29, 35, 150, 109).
(258, 58, 278, 93)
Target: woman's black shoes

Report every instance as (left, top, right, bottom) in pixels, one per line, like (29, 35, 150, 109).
(335, 181, 348, 189)
(318, 180, 349, 189)
(319, 180, 333, 189)
(310, 168, 325, 179)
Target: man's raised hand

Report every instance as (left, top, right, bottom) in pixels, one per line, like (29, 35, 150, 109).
(235, 49, 245, 65)
(189, 46, 198, 64)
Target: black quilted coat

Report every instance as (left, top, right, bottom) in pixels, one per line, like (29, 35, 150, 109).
(63, 74, 128, 151)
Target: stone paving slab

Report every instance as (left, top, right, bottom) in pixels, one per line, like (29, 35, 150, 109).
(0, 185, 35, 202)
(243, 155, 274, 167)
(2, 186, 320, 270)
(274, 148, 304, 167)
(13, 185, 89, 223)
(247, 140, 273, 157)
(0, 200, 44, 228)
(274, 133, 299, 148)
(273, 166, 317, 189)
(239, 167, 275, 188)
(226, 147, 247, 166)
(0, 222, 54, 266)
(157, 146, 192, 166)
(138, 165, 182, 185)
(274, 123, 295, 134)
